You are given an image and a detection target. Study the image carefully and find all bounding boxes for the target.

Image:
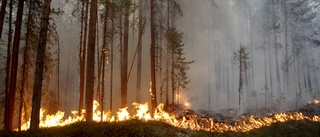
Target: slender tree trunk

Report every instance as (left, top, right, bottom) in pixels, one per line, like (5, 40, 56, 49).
(272, 0, 282, 95)
(136, 0, 143, 103)
(5, 0, 24, 131)
(79, 0, 84, 112)
(283, 0, 289, 95)
(150, 0, 157, 114)
(79, 0, 89, 112)
(165, 0, 170, 106)
(96, 43, 101, 101)
(110, 7, 114, 112)
(238, 54, 243, 111)
(29, 0, 51, 131)
(101, 2, 108, 122)
(19, 0, 33, 130)
(121, 0, 130, 108)
(0, 0, 7, 40)
(159, 0, 163, 104)
(4, 0, 12, 132)
(85, 0, 98, 122)
(57, 36, 60, 110)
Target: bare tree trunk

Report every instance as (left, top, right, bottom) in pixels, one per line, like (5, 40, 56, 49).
(121, 0, 130, 108)
(79, 0, 89, 112)
(101, 1, 108, 122)
(238, 54, 243, 111)
(85, 0, 98, 122)
(29, 0, 51, 131)
(283, 0, 289, 95)
(5, 0, 24, 131)
(19, 0, 33, 130)
(0, 0, 7, 40)
(136, 0, 143, 103)
(110, 7, 114, 112)
(4, 0, 12, 132)
(165, 0, 170, 106)
(150, 0, 157, 114)
(78, 0, 84, 112)
(272, 0, 282, 95)
(96, 21, 101, 102)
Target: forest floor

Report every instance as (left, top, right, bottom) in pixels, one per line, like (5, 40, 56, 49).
(0, 119, 320, 137)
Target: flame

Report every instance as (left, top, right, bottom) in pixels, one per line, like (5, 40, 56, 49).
(18, 100, 320, 133)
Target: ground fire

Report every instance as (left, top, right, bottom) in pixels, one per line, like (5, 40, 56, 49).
(17, 99, 320, 133)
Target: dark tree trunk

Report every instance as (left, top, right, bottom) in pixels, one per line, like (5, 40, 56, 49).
(238, 54, 243, 111)
(272, 0, 282, 95)
(165, 0, 170, 106)
(101, 1, 108, 122)
(79, 0, 89, 112)
(121, 0, 129, 108)
(29, 0, 51, 131)
(110, 7, 114, 112)
(4, 0, 12, 132)
(19, 0, 33, 131)
(5, 0, 24, 132)
(0, 0, 7, 40)
(78, 0, 85, 112)
(136, 0, 143, 103)
(85, 0, 98, 122)
(150, 0, 157, 114)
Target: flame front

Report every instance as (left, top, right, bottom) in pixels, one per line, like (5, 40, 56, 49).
(19, 100, 320, 133)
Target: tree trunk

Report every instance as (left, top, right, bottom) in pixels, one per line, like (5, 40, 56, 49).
(272, 0, 282, 95)
(101, 1, 108, 122)
(0, 0, 7, 40)
(4, 0, 12, 132)
(136, 0, 143, 103)
(79, 0, 88, 112)
(78, 0, 85, 112)
(5, 0, 24, 131)
(29, 0, 51, 131)
(19, 0, 33, 131)
(121, 0, 130, 108)
(110, 7, 114, 112)
(238, 54, 243, 111)
(85, 0, 98, 122)
(165, 0, 170, 106)
(283, 0, 289, 95)
(150, 0, 157, 114)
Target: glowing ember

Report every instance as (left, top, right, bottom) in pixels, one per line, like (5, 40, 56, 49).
(18, 100, 320, 133)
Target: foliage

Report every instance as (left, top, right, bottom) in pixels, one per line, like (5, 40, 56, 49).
(232, 45, 250, 71)
(166, 27, 194, 90)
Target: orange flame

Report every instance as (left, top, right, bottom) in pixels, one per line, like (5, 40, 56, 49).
(18, 100, 320, 133)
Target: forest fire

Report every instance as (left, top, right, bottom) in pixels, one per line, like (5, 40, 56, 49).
(18, 100, 320, 133)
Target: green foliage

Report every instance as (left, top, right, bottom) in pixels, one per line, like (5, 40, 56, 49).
(232, 45, 250, 71)
(166, 27, 194, 90)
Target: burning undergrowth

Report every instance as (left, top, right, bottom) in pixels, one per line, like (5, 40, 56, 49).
(15, 100, 320, 133)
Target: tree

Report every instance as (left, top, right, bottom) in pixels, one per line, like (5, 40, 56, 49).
(166, 27, 194, 105)
(100, 0, 109, 121)
(136, 0, 145, 104)
(150, 0, 157, 114)
(85, 0, 98, 122)
(4, 0, 12, 131)
(5, 0, 25, 132)
(18, 0, 34, 131)
(79, 0, 88, 113)
(0, 0, 7, 40)
(29, 0, 52, 131)
(233, 45, 250, 111)
(121, 0, 130, 108)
